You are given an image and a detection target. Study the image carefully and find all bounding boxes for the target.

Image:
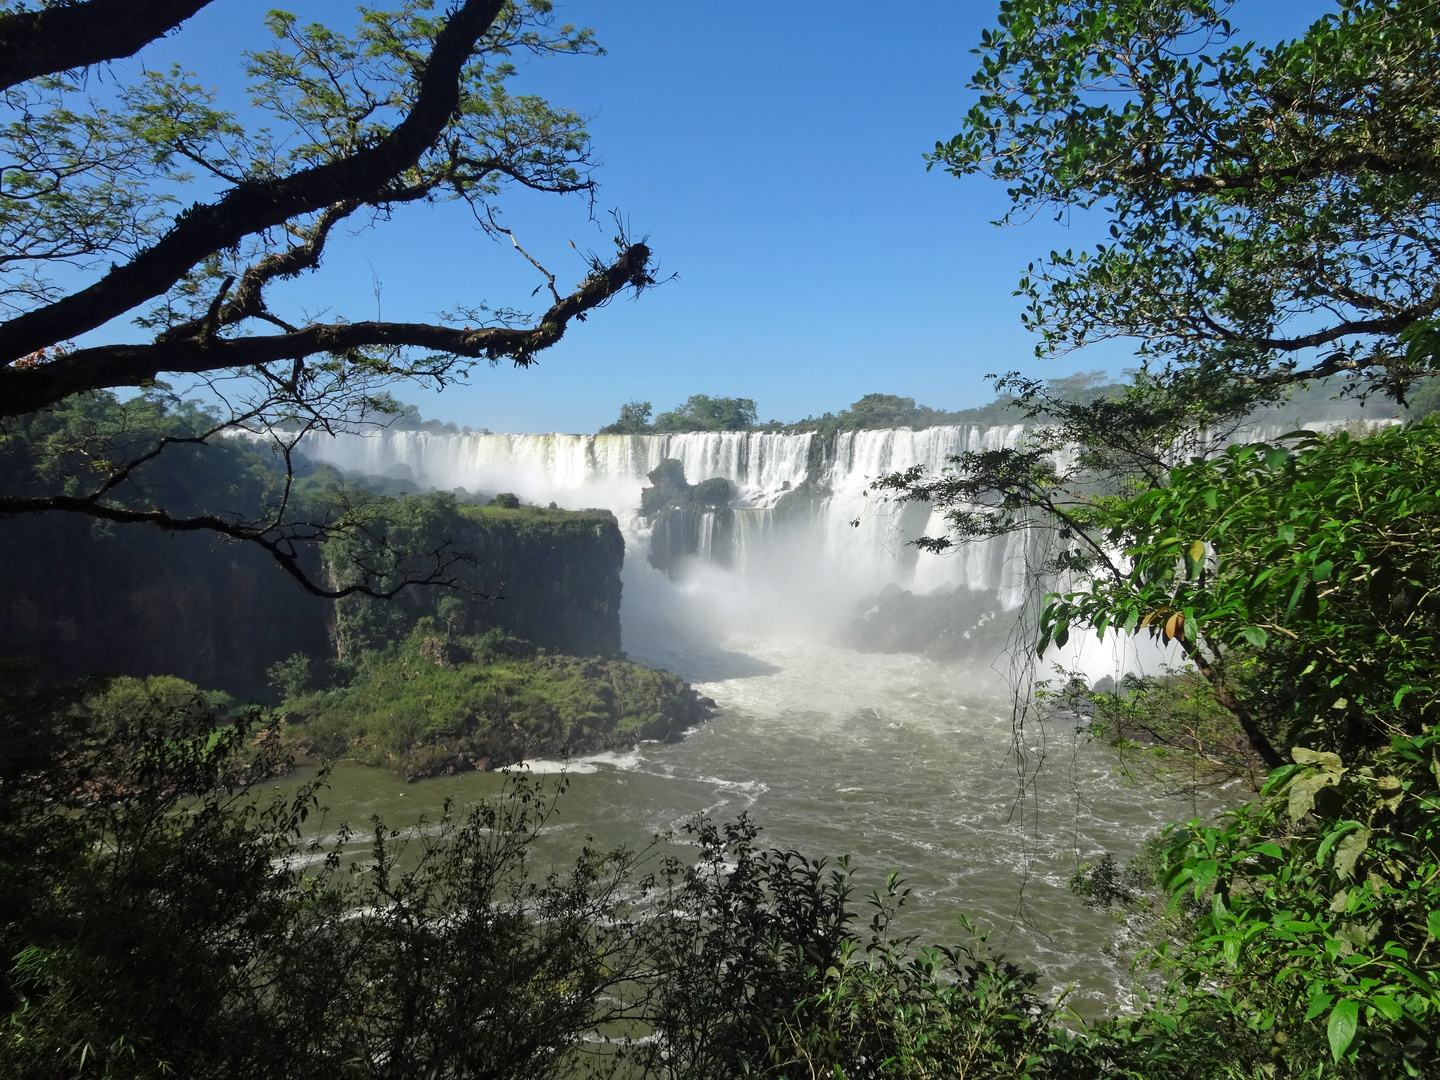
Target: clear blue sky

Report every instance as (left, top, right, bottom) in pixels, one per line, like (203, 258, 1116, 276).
(131, 0, 1332, 433)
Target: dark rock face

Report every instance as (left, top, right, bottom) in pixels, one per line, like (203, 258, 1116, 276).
(0, 506, 626, 697)
(639, 459, 736, 575)
(0, 515, 332, 698)
(356, 507, 626, 660)
(834, 583, 1008, 660)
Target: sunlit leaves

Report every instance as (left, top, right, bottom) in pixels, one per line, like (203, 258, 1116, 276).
(1160, 729, 1440, 1072)
(1042, 419, 1440, 756)
(940, 0, 1440, 401)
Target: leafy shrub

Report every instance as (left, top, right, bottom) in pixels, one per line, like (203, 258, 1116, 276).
(1151, 732, 1440, 1076)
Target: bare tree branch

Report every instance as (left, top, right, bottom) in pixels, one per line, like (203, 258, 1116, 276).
(0, 241, 653, 417)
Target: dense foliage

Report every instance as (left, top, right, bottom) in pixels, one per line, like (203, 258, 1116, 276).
(0, 389, 488, 600)
(0, 389, 287, 519)
(1154, 729, 1440, 1074)
(19, 663, 1435, 1078)
(0, 666, 1099, 1080)
(1040, 419, 1440, 766)
(322, 493, 624, 658)
(278, 624, 709, 778)
(937, 0, 1440, 411)
(599, 391, 1029, 437)
(863, 4, 1440, 1076)
(600, 394, 763, 434)
(0, 666, 655, 1079)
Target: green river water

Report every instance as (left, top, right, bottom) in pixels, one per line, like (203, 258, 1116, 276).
(263, 631, 1234, 1015)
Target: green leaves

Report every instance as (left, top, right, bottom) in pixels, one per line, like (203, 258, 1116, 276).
(1332, 827, 1370, 880)
(1042, 419, 1440, 758)
(1158, 728, 1440, 1075)
(942, 0, 1440, 409)
(1287, 749, 1346, 819)
(1327, 998, 1359, 1061)
(1183, 538, 1206, 579)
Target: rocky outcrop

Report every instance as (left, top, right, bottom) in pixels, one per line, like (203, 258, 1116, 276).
(1, 502, 627, 697)
(834, 583, 1009, 660)
(639, 459, 736, 575)
(0, 515, 331, 698)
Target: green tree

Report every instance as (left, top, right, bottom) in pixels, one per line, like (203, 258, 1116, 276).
(653, 394, 758, 432)
(1149, 730, 1440, 1075)
(0, 0, 654, 590)
(842, 393, 921, 429)
(1038, 421, 1440, 765)
(876, 7, 1440, 1074)
(937, 0, 1440, 412)
(599, 399, 653, 434)
(0, 390, 475, 598)
(883, 0, 1440, 761)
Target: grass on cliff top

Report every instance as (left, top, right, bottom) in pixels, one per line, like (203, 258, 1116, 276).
(457, 504, 614, 524)
(280, 624, 694, 775)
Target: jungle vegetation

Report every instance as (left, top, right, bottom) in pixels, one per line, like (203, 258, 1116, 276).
(6, 1, 1440, 1078)
(875, 0, 1440, 1074)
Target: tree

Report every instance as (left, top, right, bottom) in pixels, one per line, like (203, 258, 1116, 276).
(653, 394, 758, 432)
(598, 398, 653, 434)
(0, 0, 655, 593)
(937, 0, 1440, 413)
(882, 0, 1440, 762)
(1040, 421, 1440, 766)
(842, 393, 920, 429)
(0, 666, 654, 1078)
(878, 10, 1440, 1067)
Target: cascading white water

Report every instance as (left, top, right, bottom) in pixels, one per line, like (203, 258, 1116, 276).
(298, 425, 1033, 626)
(285, 416, 1394, 1006)
(295, 418, 1387, 667)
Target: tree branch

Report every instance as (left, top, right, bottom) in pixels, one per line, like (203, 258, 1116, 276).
(1194, 305, 1428, 354)
(0, 0, 508, 364)
(1177, 636, 1286, 769)
(0, 0, 213, 91)
(0, 241, 651, 416)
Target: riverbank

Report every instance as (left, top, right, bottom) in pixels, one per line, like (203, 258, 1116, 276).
(279, 627, 715, 780)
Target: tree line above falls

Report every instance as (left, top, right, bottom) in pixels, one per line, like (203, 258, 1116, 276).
(594, 375, 1414, 439)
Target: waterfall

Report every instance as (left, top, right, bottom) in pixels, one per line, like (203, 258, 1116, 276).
(297, 426, 1028, 613)
(293, 418, 1393, 659)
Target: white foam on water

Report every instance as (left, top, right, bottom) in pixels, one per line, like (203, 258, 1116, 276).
(285, 422, 1333, 1009)
(500, 749, 643, 775)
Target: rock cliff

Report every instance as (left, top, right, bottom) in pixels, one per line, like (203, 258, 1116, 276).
(0, 502, 626, 697)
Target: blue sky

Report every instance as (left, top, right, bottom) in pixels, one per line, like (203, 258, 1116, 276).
(133, 0, 1333, 432)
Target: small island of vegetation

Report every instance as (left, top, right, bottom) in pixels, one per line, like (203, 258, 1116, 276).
(275, 624, 713, 779)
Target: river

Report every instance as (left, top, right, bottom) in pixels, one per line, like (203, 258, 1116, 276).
(272, 424, 1240, 1011)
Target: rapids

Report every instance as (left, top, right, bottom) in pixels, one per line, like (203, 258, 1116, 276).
(281, 424, 1253, 1007)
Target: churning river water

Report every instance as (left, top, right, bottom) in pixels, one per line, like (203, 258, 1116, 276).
(267, 425, 1243, 1012)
